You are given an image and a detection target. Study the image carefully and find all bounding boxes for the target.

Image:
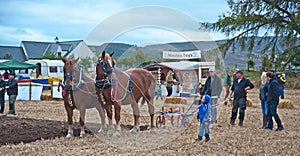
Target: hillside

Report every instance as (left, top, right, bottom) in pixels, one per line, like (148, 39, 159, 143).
(88, 37, 300, 70)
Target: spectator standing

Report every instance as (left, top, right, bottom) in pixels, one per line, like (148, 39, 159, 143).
(259, 72, 268, 128)
(265, 72, 284, 131)
(166, 70, 174, 97)
(155, 83, 163, 101)
(3, 70, 9, 79)
(228, 70, 254, 126)
(201, 68, 222, 123)
(195, 94, 212, 142)
(5, 73, 18, 115)
(224, 70, 232, 100)
(278, 73, 286, 99)
(0, 74, 6, 114)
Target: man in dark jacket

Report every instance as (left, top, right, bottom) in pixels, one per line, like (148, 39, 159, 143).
(228, 70, 254, 126)
(5, 73, 18, 115)
(201, 68, 222, 123)
(0, 74, 6, 114)
(265, 72, 284, 131)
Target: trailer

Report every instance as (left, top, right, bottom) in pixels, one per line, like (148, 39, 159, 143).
(17, 59, 64, 79)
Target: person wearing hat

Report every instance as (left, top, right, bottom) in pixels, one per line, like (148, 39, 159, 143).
(5, 73, 18, 115)
(227, 70, 254, 126)
(0, 73, 6, 115)
(201, 68, 222, 124)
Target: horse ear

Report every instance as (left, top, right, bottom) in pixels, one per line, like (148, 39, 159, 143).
(101, 51, 106, 59)
(58, 53, 66, 63)
(110, 52, 114, 57)
(75, 57, 79, 63)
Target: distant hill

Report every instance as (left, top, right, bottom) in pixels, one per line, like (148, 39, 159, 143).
(88, 37, 299, 70)
(88, 43, 135, 58)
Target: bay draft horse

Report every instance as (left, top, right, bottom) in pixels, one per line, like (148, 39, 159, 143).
(61, 57, 106, 138)
(95, 51, 156, 136)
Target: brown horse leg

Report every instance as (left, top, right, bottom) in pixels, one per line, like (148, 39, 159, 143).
(131, 102, 140, 133)
(104, 103, 114, 136)
(95, 104, 107, 134)
(79, 109, 86, 137)
(144, 92, 155, 129)
(114, 102, 121, 130)
(65, 104, 74, 138)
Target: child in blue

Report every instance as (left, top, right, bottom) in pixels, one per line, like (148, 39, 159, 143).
(196, 94, 212, 142)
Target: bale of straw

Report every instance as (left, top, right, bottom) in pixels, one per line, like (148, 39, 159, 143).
(164, 97, 187, 104)
(223, 98, 253, 107)
(278, 100, 294, 109)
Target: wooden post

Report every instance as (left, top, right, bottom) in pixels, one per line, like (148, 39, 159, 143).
(51, 81, 53, 99)
(29, 82, 32, 101)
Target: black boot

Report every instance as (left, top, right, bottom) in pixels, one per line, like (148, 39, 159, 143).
(230, 119, 235, 125)
(262, 116, 268, 128)
(205, 133, 210, 142)
(238, 120, 243, 127)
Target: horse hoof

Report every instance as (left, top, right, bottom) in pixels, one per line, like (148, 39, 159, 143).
(150, 128, 157, 134)
(130, 126, 140, 134)
(66, 133, 74, 138)
(98, 129, 106, 135)
(80, 132, 85, 138)
(107, 129, 114, 137)
(112, 131, 121, 137)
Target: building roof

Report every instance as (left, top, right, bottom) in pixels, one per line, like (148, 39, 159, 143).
(0, 46, 26, 61)
(21, 40, 83, 59)
(21, 41, 50, 59)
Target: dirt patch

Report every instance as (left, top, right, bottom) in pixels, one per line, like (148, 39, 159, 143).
(0, 116, 93, 145)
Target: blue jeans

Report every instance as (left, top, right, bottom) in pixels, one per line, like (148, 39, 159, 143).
(261, 100, 268, 116)
(166, 87, 172, 96)
(279, 87, 284, 98)
(156, 94, 163, 100)
(267, 100, 283, 129)
(198, 121, 210, 140)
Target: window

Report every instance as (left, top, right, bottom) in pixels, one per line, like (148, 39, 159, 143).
(49, 66, 58, 73)
(19, 69, 28, 74)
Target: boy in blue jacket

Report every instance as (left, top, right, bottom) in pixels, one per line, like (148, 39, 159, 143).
(196, 94, 212, 142)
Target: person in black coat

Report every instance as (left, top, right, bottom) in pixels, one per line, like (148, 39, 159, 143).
(0, 74, 6, 114)
(5, 73, 18, 115)
(228, 70, 254, 126)
(265, 72, 284, 131)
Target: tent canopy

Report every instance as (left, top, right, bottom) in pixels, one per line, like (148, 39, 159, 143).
(0, 59, 38, 70)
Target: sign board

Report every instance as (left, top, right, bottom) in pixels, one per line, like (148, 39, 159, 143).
(162, 50, 201, 59)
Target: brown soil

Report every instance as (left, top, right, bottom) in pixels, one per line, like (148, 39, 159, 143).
(0, 89, 299, 155)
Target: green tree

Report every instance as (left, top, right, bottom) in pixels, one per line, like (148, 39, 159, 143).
(261, 55, 271, 71)
(247, 60, 255, 71)
(79, 57, 92, 72)
(201, 0, 300, 70)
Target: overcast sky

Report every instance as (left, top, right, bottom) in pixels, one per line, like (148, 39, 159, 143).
(0, 0, 229, 46)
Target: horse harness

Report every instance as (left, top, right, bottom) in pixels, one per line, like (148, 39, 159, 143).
(62, 65, 85, 108)
(95, 58, 134, 105)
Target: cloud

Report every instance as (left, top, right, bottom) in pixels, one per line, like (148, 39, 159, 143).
(0, 0, 124, 44)
(0, 25, 53, 45)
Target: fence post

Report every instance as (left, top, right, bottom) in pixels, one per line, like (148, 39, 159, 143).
(29, 82, 32, 101)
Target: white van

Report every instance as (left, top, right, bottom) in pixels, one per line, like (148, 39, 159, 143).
(18, 59, 64, 79)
